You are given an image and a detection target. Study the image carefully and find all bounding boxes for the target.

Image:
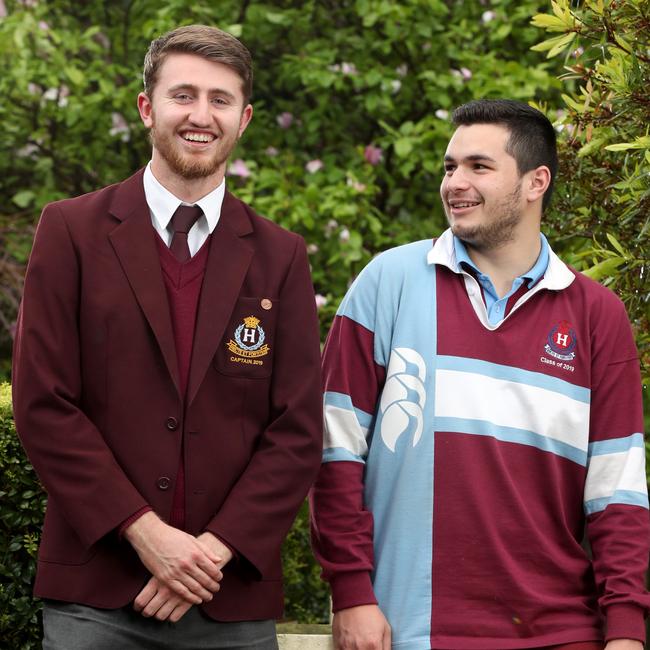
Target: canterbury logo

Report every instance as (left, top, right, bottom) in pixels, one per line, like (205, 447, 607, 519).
(379, 348, 426, 452)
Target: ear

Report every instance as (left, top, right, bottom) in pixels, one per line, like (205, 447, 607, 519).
(137, 92, 154, 128)
(237, 103, 254, 138)
(525, 165, 551, 204)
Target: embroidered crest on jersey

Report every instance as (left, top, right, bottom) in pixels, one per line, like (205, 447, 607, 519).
(378, 348, 426, 452)
(227, 315, 270, 362)
(545, 320, 577, 361)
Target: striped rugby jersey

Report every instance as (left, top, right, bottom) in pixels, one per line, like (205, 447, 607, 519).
(311, 229, 650, 649)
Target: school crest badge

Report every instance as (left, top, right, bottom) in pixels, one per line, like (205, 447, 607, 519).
(544, 320, 577, 361)
(227, 316, 270, 364)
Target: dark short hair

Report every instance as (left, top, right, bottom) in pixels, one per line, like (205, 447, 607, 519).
(143, 24, 253, 104)
(451, 99, 558, 212)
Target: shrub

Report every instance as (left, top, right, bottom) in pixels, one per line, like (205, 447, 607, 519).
(0, 383, 45, 649)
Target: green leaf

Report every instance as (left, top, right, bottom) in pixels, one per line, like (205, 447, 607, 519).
(12, 191, 34, 208)
(605, 233, 627, 257)
(394, 138, 413, 158)
(581, 257, 624, 280)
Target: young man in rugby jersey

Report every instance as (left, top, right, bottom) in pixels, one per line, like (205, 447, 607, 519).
(311, 99, 649, 650)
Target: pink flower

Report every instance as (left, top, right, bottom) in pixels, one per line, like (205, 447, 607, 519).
(228, 159, 251, 178)
(307, 243, 319, 254)
(481, 11, 496, 23)
(276, 112, 293, 129)
(38, 20, 49, 30)
(460, 67, 472, 81)
(341, 62, 357, 76)
(435, 109, 449, 120)
(347, 178, 366, 192)
(305, 159, 323, 174)
(265, 146, 279, 157)
(339, 228, 350, 243)
(364, 144, 383, 166)
(315, 294, 328, 310)
(109, 112, 129, 140)
(395, 64, 408, 78)
(0, 0, 7, 17)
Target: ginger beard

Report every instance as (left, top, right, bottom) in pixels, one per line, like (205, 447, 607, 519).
(148, 110, 241, 180)
(446, 183, 524, 250)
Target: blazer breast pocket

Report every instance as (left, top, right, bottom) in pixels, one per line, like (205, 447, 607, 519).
(214, 296, 279, 379)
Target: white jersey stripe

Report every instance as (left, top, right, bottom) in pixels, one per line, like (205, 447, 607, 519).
(435, 368, 590, 454)
(584, 445, 648, 512)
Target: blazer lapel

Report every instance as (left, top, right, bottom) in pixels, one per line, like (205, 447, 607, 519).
(187, 191, 254, 406)
(108, 171, 181, 396)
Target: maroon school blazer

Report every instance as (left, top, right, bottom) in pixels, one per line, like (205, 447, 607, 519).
(12, 169, 323, 620)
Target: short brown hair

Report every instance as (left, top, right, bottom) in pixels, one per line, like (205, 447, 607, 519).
(143, 24, 253, 103)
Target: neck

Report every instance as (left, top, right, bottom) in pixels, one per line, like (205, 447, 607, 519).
(150, 157, 225, 203)
(465, 229, 541, 299)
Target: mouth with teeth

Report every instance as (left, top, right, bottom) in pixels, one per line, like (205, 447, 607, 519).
(181, 131, 216, 144)
(447, 198, 482, 214)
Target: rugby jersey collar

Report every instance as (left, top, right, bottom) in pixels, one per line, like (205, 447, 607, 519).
(426, 228, 574, 291)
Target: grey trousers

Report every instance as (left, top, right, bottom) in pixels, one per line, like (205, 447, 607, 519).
(42, 601, 279, 650)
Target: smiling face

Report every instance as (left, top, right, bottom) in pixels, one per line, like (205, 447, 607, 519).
(440, 123, 534, 251)
(137, 52, 253, 188)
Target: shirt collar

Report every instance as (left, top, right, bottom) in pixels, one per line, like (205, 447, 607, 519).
(143, 162, 225, 234)
(452, 233, 550, 288)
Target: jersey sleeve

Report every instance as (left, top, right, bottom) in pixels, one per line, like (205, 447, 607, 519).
(310, 260, 388, 611)
(584, 296, 650, 642)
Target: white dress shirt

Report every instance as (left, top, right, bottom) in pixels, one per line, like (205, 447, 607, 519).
(143, 162, 225, 257)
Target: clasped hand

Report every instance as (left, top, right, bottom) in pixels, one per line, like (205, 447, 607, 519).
(124, 512, 232, 622)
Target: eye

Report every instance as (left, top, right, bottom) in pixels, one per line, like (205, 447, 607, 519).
(444, 164, 456, 174)
(173, 93, 193, 103)
(473, 163, 489, 171)
(211, 96, 230, 106)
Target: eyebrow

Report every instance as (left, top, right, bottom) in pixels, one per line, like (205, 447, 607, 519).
(167, 83, 237, 101)
(444, 154, 498, 163)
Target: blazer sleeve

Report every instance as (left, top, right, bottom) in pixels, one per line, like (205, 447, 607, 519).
(203, 235, 323, 578)
(12, 203, 148, 549)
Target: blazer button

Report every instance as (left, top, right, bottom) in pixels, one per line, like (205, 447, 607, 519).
(165, 417, 179, 431)
(157, 476, 171, 490)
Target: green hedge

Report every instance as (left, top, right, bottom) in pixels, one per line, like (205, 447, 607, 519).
(0, 383, 45, 649)
(0, 383, 328, 649)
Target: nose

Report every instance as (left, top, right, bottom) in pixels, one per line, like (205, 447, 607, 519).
(443, 167, 471, 194)
(188, 97, 212, 127)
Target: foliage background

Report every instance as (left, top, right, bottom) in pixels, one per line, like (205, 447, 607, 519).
(0, 0, 648, 647)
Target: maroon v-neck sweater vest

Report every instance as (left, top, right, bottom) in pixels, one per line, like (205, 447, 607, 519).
(157, 234, 210, 529)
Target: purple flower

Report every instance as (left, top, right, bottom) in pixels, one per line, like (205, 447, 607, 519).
(341, 62, 358, 76)
(276, 112, 294, 129)
(305, 159, 323, 174)
(228, 159, 251, 178)
(364, 144, 383, 166)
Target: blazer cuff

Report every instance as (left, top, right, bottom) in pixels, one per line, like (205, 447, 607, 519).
(118, 505, 153, 539)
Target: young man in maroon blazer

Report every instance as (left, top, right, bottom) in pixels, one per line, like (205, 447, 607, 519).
(13, 24, 322, 649)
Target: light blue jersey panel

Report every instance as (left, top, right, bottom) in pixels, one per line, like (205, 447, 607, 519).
(352, 241, 437, 649)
